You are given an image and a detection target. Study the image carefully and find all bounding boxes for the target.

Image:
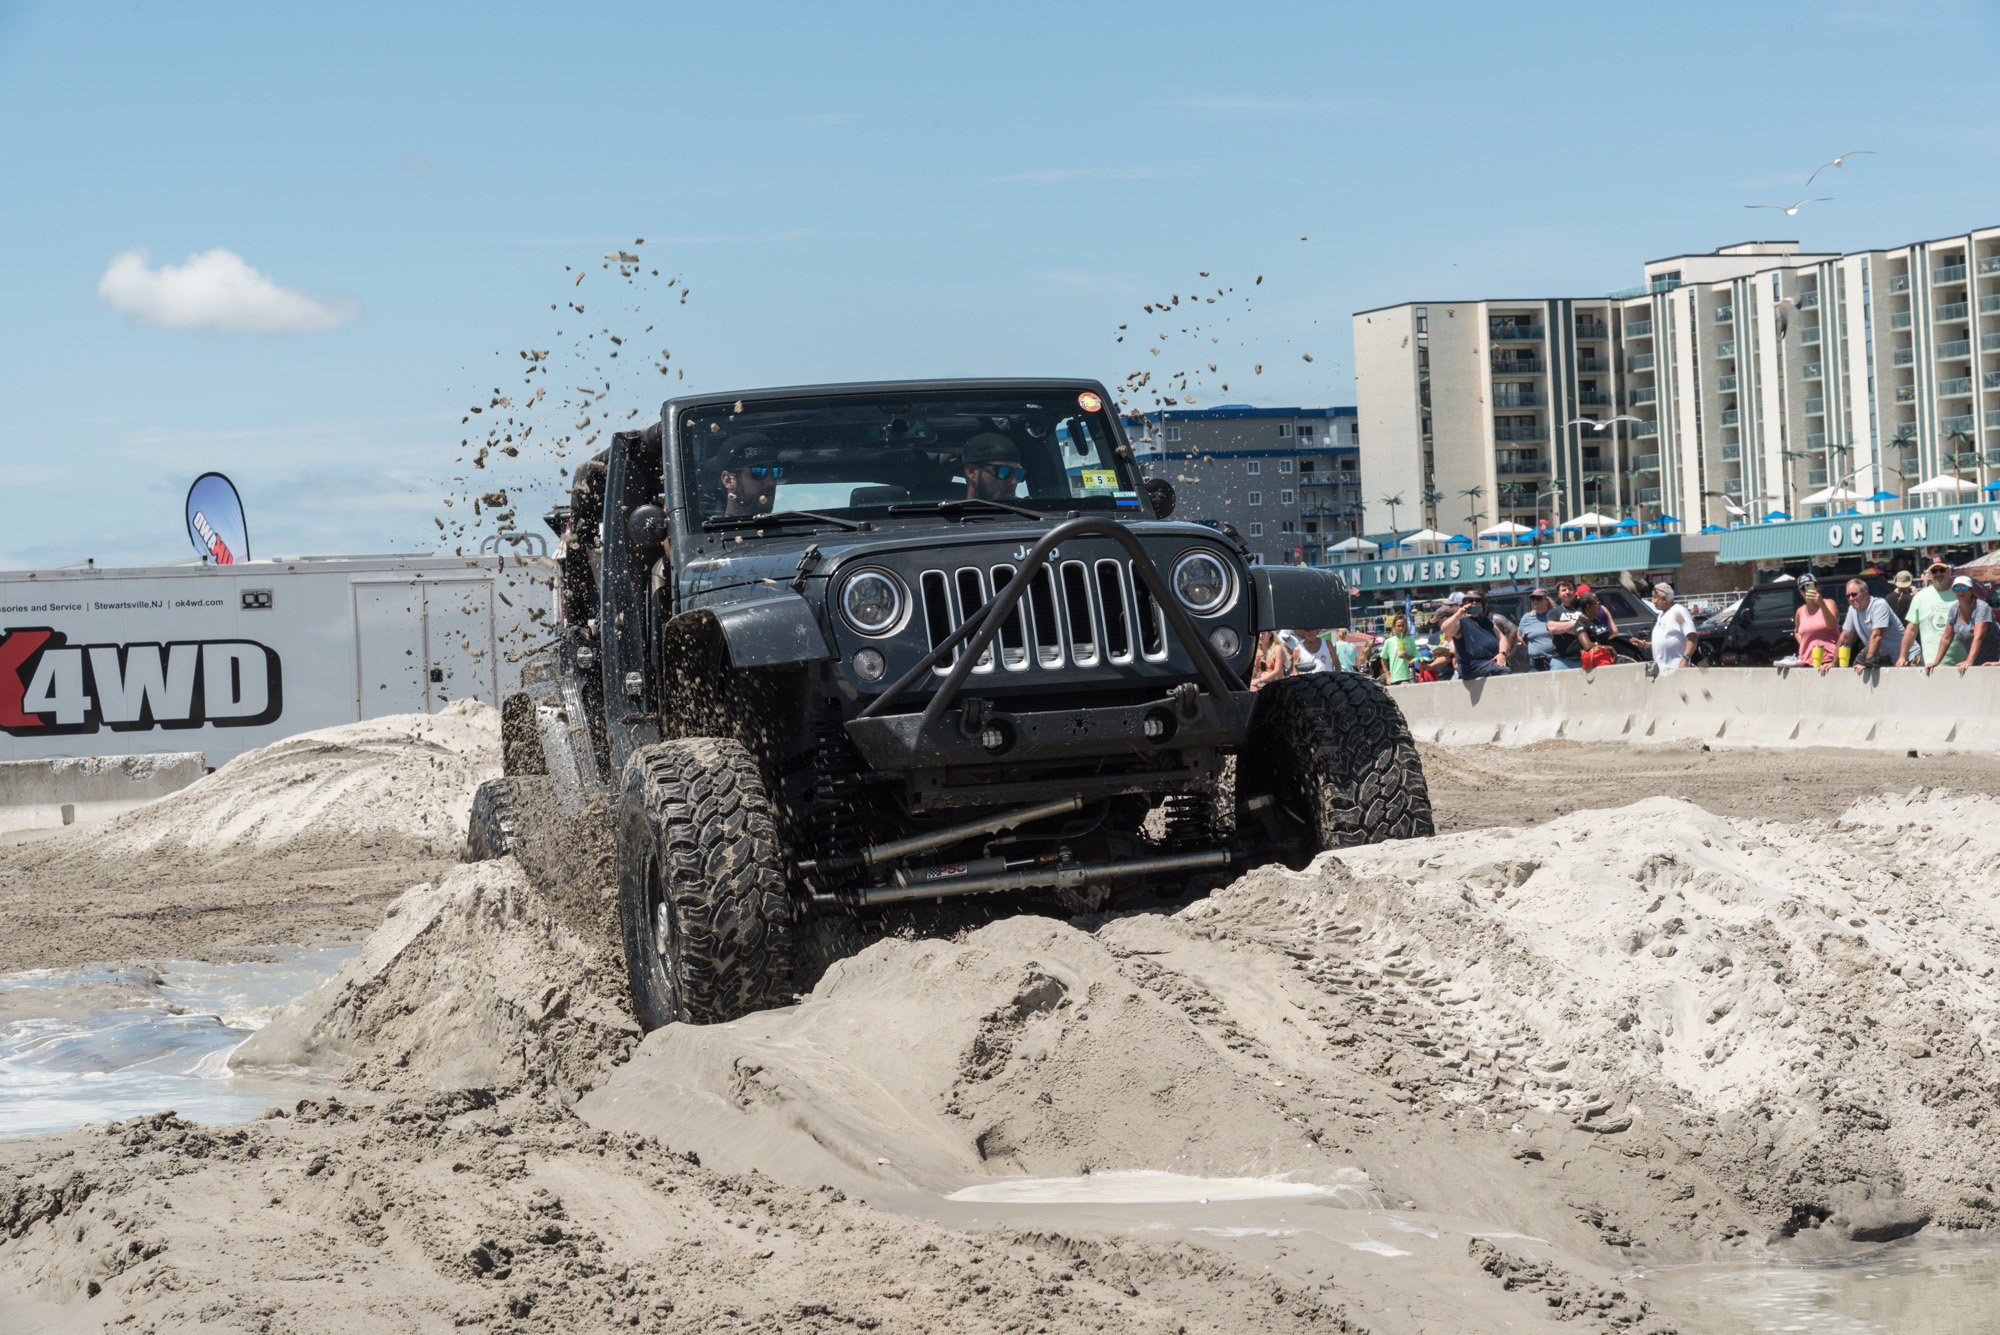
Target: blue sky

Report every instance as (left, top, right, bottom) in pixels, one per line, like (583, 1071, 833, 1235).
(3, 0, 1996, 567)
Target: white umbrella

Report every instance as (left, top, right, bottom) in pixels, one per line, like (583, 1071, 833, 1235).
(1909, 475, 1980, 495)
(1799, 485, 1862, 505)
(1478, 520, 1533, 537)
(1401, 528, 1452, 546)
(1327, 536, 1377, 553)
(1558, 512, 1618, 530)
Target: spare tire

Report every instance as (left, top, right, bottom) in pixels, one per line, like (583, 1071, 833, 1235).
(1236, 673, 1433, 865)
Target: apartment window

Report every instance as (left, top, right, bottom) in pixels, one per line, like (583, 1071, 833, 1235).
(1299, 458, 1316, 474)
(1279, 520, 1296, 533)
(1246, 460, 1261, 475)
(1164, 426, 1180, 442)
(1298, 425, 1315, 439)
(1304, 520, 1319, 534)
(1280, 489, 1296, 505)
(1248, 522, 1265, 537)
(1248, 491, 1263, 506)
(1417, 348, 1430, 369)
(1278, 460, 1294, 474)
(1277, 424, 1294, 438)
(1416, 314, 1429, 333)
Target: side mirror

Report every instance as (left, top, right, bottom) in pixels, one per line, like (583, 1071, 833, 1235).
(626, 504, 666, 554)
(1144, 476, 1177, 519)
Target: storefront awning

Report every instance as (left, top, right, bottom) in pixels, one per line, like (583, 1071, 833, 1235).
(1716, 499, 2000, 563)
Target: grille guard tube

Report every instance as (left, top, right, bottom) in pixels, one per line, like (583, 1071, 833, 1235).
(855, 515, 1248, 732)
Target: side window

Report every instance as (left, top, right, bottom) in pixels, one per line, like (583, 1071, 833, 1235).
(1749, 591, 1793, 625)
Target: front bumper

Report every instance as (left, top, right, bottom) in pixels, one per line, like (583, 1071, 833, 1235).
(843, 689, 1256, 770)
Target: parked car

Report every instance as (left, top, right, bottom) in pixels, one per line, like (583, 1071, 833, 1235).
(1688, 577, 1891, 665)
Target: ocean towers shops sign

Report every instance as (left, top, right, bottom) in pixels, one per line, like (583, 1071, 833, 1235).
(1716, 500, 2000, 563)
(1325, 533, 1681, 593)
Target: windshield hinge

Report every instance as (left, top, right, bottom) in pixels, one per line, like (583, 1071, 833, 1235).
(791, 543, 823, 593)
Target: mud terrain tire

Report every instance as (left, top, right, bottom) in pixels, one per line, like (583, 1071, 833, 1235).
(467, 776, 528, 861)
(501, 692, 548, 776)
(1236, 673, 1433, 862)
(617, 737, 794, 1030)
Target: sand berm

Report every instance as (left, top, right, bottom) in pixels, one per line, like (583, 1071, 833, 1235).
(5, 704, 2000, 1333)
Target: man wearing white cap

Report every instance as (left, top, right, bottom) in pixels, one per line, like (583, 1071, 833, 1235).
(1649, 583, 1697, 672)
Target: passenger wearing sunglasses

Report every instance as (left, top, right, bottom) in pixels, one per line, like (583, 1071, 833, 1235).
(716, 433, 782, 515)
(960, 433, 1027, 502)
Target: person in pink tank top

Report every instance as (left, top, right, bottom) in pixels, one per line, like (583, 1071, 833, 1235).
(1794, 578, 1840, 673)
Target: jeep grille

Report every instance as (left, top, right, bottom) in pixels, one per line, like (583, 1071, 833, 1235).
(919, 561, 1169, 675)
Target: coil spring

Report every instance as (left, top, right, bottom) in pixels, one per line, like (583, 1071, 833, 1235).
(1161, 790, 1219, 851)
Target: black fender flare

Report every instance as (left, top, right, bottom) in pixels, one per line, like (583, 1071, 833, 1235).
(1251, 565, 1351, 632)
(671, 592, 833, 668)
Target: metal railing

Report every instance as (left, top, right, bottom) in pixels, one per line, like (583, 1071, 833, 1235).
(1895, 385, 1917, 403)
(1490, 324, 1545, 340)
(1941, 413, 1976, 434)
(1801, 363, 1821, 381)
(1491, 358, 1544, 375)
(1806, 432, 1826, 450)
(1902, 458, 1923, 478)
(1939, 339, 1973, 359)
(1981, 256, 2000, 275)
(1718, 373, 1738, 391)
(1577, 355, 1610, 372)
(1629, 352, 1656, 371)
(1713, 342, 1735, 359)
(1889, 274, 1911, 292)
(1493, 391, 1547, 408)
(1719, 407, 1739, 426)
(1936, 263, 1968, 284)
(1578, 390, 1612, 406)
(1713, 306, 1734, 323)
(1986, 370, 2000, 389)
(1985, 332, 2000, 351)
(1894, 347, 1915, 366)
(1630, 387, 1657, 404)
(1575, 323, 1608, 340)
(1800, 291, 1820, 308)
(1625, 319, 1653, 338)
(1981, 294, 2000, 314)
(1941, 377, 1974, 396)
(1805, 396, 1825, 415)
(1635, 453, 1660, 472)
(1954, 452, 1980, 468)
(1801, 326, 1822, 345)
(1891, 310, 1913, 330)
(1493, 425, 1545, 442)
(1495, 458, 1550, 475)
(1724, 479, 1744, 495)
(1721, 443, 1741, 461)
(1937, 301, 1971, 322)
(1632, 419, 1659, 437)
(1639, 487, 1661, 504)
(1808, 468, 1829, 485)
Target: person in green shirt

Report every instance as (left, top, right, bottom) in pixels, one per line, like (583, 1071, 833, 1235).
(1380, 614, 1418, 684)
(1898, 559, 1964, 671)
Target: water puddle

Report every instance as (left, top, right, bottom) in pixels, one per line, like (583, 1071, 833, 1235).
(945, 1168, 1376, 1205)
(1637, 1240, 2000, 1334)
(0, 946, 356, 1138)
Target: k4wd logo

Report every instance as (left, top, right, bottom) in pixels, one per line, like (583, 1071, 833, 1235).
(0, 628, 283, 736)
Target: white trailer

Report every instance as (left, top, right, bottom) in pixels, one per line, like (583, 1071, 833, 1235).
(0, 554, 551, 768)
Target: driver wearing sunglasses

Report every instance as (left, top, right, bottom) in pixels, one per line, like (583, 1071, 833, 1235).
(716, 433, 782, 515)
(961, 433, 1027, 502)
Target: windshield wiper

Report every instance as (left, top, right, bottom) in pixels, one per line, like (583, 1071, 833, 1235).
(885, 497, 1047, 522)
(702, 509, 868, 533)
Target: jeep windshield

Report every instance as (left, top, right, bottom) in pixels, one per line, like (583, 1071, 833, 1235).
(682, 388, 1142, 528)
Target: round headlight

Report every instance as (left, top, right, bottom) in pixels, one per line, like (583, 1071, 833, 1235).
(839, 570, 905, 637)
(1172, 551, 1232, 615)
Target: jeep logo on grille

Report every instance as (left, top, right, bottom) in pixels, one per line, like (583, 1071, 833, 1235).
(0, 628, 284, 736)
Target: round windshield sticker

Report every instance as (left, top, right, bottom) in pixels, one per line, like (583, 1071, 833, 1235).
(1077, 391, 1103, 412)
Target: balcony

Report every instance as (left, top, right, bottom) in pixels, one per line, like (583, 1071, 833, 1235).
(1496, 458, 1550, 476)
(1805, 397, 1825, 415)
(1807, 432, 1827, 450)
(1936, 262, 1968, 284)
(1891, 310, 1913, 331)
(1626, 319, 1653, 338)
(1809, 468, 1829, 486)
(1894, 347, 1915, 366)
(1941, 413, 1977, 434)
(1981, 294, 2000, 314)
(1714, 341, 1736, 360)
(1635, 453, 1660, 472)
(1629, 352, 1656, 372)
(1640, 487, 1662, 504)
(1719, 407, 1739, 426)
(1896, 385, 1917, 403)
(1490, 323, 1545, 341)
(1578, 390, 1613, 406)
(1889, 274, 1911, 293)
(1988, 445, 2000, 463)
(1939, 339, 1973, 359)
(1713, 306, 1734, 323)
(1801, 326, 1822, 345)
(1632, 419, 1659, 438)
(1941, 377, 1974, 397)
(1492, 391, 1547, 408)
(1721, 443, 1741, 461)
(1492, 358, 1545, 375)
(1799, 291, 1820, 309)
(1577, 355, 1610, 372)
(1493, 424, 1545, 442)
(1575, 322, 1608, 340)
(1630, 387, 1657, 404)
(1954, 452, 1981, 468)
(1981, 256, 2000, 276)
(1937, 301, 1971, 322)
(1986, 369, 2000, 389)
(1724, 479, 1744, 496)
(1718, 373, 1738, 392)
(1802, 362, 1822, 380)
(1985, 332, 2000, 352)
(1903, 458, 1924, 478)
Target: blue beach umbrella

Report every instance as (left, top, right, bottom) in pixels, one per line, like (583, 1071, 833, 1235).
(1866, 490, 1898, 502)
(1763, 511, 1792, 522)
(1699, 524, 1725, 533)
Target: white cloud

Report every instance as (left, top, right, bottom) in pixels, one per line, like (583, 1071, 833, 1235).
(97, 247, 358, 334)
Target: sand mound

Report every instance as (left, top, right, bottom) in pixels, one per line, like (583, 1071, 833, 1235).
(234, 858, 636, 1099)
(58, 699, 499, 869)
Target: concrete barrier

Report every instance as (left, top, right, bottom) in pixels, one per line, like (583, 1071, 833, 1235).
(1391, 663, 2000, 754)
(0, 752, 207, 834)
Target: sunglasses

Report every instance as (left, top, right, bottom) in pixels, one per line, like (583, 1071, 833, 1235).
(968, 462, 1024, 481)
(733, 466, 783, 480)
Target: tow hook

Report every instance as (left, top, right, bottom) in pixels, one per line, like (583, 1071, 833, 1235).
(1169, 682, 1200, 722)
(957, 696, 991, 741)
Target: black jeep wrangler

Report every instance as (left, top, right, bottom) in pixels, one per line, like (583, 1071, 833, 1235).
(474, 379, 1432, 1029)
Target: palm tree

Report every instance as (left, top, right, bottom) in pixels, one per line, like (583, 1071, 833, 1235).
(1458, 485, 1485, 530)
(1420, 485, 1444, 530)
(1379, 493, 1403, 545)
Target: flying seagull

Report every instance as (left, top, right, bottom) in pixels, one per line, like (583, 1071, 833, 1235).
(1773, 292, 1807, 337)
(1805, 149, 1875, 188)
(1564, 415, 1646, 432)
(1747, 198, 1832, 216)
